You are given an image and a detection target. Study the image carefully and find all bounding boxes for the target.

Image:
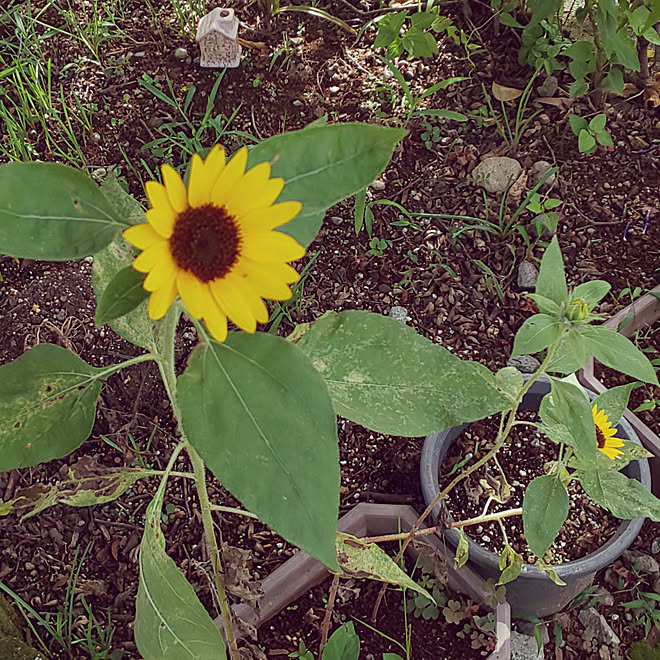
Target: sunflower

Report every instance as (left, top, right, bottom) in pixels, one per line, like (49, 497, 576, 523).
(123, 146, 305, 342)
(592, 405, 624, 459)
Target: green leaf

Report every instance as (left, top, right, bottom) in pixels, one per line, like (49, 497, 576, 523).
(578, 469, 660, 520)
(92, 236, 156, 350)
(297, 311, 509, 436)
(571, 280, 610, 309)
(417, 77, 469, 101)
(95, 266, 149, 326)
(336, 533, 434, 602)
(498, 543, 523, 585)
(0, 162, 122, 260)
(0, 344, 103, 470)
(0, 456, 153, 520)
(578, 129, 596, 154)
(569, 79, 589, 98)
(527, 293, 561, 316)
(601, 68, 624, 93)
(592, 383, 634, 426)
(548, 378, 598, 458)
(135, 494, 226, 659)
(402, 29, 438, 58)
(499, 12, 524, 28)
(374, 11, 408, 49)
(512, 314, 562, 356)
(597, 131, 613, 147)
(178, 332, 340, 570)
(588, 113, 607, 133)
(413, 109, 468, 121)
(582, 326, 658, 384)
(321, 622, 360, 660)
(455, 527, 469, 568)
(536, 558, 566, 586)
(535, 236, 568, 306)
(100, 172, 145, 226)
(495, 367, 524, 401)
(546, 328, 589, 374)
(522, 475, 569, 558)
(568, 114, 588, 136)
(247, 124, 406, 248)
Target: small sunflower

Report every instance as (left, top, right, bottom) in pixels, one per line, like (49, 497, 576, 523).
(123, 146, 305, 342)
(592, 405, 624, 459)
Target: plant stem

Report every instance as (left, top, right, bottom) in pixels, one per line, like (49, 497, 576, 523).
(157, 304, 239, 659)
(447, 507, 523, 529)
(210, 504, 259, 519)
(188, 445, 239, 659)
(319, 573, 340, 653)
(94, 352, 163, 380)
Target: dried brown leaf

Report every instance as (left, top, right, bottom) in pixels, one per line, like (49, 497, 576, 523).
(492, 82, 523, 102)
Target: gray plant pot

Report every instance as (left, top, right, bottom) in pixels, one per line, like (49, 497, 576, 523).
(420, 378, 652, 619)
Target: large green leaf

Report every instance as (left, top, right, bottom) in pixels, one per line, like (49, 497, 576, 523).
(546, 328, 589, 374)
(95, 266, 149, 327)
(522, 475, 568, 559)
(322, 622, 360, 660)
(582, 326, 658, 385)
(335, 533, 434, 601)
(592, 383, 634, 426)
(512, 314, 562, 356)
(0, 162, 123, 259)
(92, 236, 156, 350)
(0, 344, 103, 470)
(547, 378, 597, 459)
(177, 332, 340, 570)
(535, 236, 567, 306)
(0, 456, 154, 520)
(297, 311, 509, 436)
(135, 494, 226, 659)
(247, 123, 406, 247)
(578, 468, 660, 520)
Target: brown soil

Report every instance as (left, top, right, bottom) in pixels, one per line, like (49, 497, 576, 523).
(1, 0, 659, 658)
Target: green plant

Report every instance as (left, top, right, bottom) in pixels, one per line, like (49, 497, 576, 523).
(481, 66, 543, 152)
(0, 544, 118, 659)
(569, 112, 613, 154)
(289, 639, 314, 659)
(367, 236, 392, 257)
(404, 556, 447, 619)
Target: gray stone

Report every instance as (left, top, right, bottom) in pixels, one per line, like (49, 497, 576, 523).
(531, 160, 557, 189)
(510, 630, 544, 659)
(472, 157, 522, 194)
(174, 47, 188, 60)
(389, 306, 409, 324)
(623, 550, 659, 574)
(517, 260, 538, 289)
(578, 608, 621, 646)
(592, 586, 614, 607)
(371, 179, 386, 191)
(517, 621, 549, 645)
(651, 536, 660, 555)
(330, 216, 343, 225)
(507, 355, 541, 374)
(653, 574, 660, 594)
(537, 75, 558, 97)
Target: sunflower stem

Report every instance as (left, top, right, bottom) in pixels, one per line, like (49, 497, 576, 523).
(157, 304, 239, 658)
(188, 444, 240, 658)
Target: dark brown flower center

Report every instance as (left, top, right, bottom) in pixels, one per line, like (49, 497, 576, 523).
(595, 425, 606, 448)
(169, 204, 241, 282)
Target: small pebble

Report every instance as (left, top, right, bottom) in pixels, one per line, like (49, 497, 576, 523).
(174, 47, 188, 60)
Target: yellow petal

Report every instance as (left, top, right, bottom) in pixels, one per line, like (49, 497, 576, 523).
(224, 162, 284, 217)
(241, 230, 306, 262)
(133, 240, 172, 273)
(177, 270, 214, 319)
(238, 201, 302, 232)
(123, 223, 162, 250)
(145, 180, 173, 211)
(203, 302, 228, 342)
(187, 154, 209, 208)
(601, 446, 623, 460)
(147, 275, 177, 320)
(210, 274, 257, 333)
(211, 147, 248, 205)
(146, 207, 175, 239)
(144, 251, 177, 292)
(203, 145, 227, 190)
(235, 259, 299, 301)
(225, 271, 269, 324)
(161, 164, 188, 214)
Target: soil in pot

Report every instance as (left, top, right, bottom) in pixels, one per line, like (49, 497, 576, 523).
(594, 322, 659, 437)
(438, 412, 621, 564)
(254, 550, 498, 659)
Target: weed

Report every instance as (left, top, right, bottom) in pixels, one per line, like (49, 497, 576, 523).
(0, 544, 118, 659)
(367, 237, 392, 257)
(568, 113, 613, 155)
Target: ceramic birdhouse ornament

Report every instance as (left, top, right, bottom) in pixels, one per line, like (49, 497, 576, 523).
(196, 8, 241, 68)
